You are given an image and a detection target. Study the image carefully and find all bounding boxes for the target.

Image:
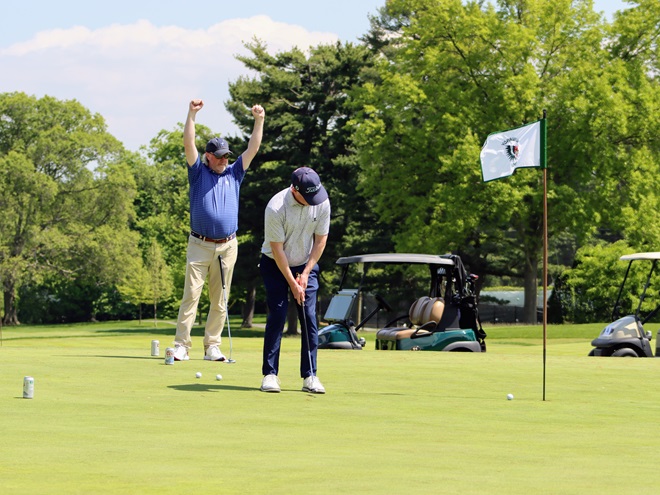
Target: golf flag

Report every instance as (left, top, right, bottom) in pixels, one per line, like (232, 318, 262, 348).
(481, 112, 550, 401)
(480, 119, 546, 182)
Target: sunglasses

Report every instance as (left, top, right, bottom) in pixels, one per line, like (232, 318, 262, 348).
(211, 153, 231, 160)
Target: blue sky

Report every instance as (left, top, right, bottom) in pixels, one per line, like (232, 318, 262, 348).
(0, 0, 628, 151)
(0, 0, 384, 46)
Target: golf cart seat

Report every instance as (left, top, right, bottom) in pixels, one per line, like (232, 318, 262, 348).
(376, 296, 445, 341)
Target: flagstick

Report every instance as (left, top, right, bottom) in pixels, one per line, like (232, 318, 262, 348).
(542, 166, 548, 401)
(542, 109, 548, 401)
(478, 112, 548, 401)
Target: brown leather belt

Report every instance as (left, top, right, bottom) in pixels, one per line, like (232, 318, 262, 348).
(190, 231, 236, 243)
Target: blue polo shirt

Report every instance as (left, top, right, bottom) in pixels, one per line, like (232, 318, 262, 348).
(188, 155, 245, 239)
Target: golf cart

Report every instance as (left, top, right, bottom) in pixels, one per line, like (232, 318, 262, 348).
(317, 288, 392, 349)
(589, 252, 660, 357)
(318, 253, 486, 352)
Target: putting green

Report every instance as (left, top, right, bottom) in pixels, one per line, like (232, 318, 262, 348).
(1, 320, 659, 494)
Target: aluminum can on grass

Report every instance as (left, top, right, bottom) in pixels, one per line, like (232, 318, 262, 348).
(151, 339, 160, 356)
(23, 376, 34, 399)
(165, 347, 174, 365)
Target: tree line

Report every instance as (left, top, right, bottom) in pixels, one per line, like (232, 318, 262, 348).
(1, 0, 658, 327)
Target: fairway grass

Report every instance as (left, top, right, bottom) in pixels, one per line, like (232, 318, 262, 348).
(2, 320, 659, 494)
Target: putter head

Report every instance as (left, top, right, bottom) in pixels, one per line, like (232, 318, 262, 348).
(226, 358, 236, 364)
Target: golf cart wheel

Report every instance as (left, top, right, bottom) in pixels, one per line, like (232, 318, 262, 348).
(612, 347, 638, 357)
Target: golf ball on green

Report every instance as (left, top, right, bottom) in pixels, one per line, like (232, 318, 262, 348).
(216, 374, 222, 381)
(507, 393, 514, 400)
(195, 372, 202, 378)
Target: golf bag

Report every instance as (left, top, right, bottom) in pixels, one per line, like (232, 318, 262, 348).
(447, 255, 487, 351)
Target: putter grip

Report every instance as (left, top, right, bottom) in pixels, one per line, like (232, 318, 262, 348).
(218, 255, 225, 287)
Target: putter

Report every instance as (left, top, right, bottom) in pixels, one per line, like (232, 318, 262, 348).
(218, 255, 236, 363)
(297, 273, 315, 379)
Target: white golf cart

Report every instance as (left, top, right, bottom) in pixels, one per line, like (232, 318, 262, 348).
(589, 252, 660, 357)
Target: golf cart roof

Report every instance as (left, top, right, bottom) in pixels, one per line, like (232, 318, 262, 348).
(620, 252, 660, 261)
(336, 253, 455, 266)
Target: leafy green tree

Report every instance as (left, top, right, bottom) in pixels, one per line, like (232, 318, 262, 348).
(600, 0, 660, 248)
(145, 239, 173, 325)
(117, 238, 174, 325)
(0, 92, 138, 324)
(351, 0, 660, 322)
(556, 240, 660, 323)
(117, 258, 152, 324)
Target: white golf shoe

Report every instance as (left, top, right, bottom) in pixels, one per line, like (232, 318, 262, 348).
(260, 374, 281, 393)
(204, 345, 226, 362)
(173, 344, 189, 361)
(302, 376, 325, 394)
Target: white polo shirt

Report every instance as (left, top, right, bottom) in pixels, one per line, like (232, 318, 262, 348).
(261, 188, 331, 267)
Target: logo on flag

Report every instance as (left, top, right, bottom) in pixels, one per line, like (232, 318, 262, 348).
(480, 120, 546, 182)
(503, 138, 520, 162)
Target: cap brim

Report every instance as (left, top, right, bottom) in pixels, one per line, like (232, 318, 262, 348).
(302, 185, 328, 206)
(212, 150, 232, 157)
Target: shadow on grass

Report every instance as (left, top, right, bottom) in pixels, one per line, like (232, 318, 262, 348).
(493, 341, 539, 346)
(98, 327, 266, 339)
(1, 328, 177, 341)
(4, 321, 314, 345)
(2, 334, 129, 342)
(167, 383, 327, 395)
(4, 326, 266, 342)
(168, 383, 257, 393)
(88, 355, 163, 360)
(342, 392, 407, 397)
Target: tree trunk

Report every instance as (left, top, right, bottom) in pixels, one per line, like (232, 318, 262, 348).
(286, 293, 299, 335)
(523, 254, 539, 324)
(242, 284, 256, 328)
(3, 281, 20, 326)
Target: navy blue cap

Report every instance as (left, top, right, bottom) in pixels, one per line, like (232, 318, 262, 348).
(205, 137, 232, 157)
(291, 167, 328, 205)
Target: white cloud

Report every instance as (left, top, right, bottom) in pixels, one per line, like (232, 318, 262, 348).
(0, 16, 338, 151)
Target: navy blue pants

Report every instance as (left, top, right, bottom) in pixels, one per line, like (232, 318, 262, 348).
(260, 254, 319, 378)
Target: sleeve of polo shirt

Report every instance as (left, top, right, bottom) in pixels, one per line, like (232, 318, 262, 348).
(315, 201, 331, 236)
(231, 156, 246, 183)
(187, 156, 202, 183)
(264, 206, 286, 244)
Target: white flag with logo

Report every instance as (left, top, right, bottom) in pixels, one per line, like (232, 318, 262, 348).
(480, 120, 544, 182)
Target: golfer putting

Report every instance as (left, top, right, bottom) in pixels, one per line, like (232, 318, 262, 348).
(259, 167, 330, 394)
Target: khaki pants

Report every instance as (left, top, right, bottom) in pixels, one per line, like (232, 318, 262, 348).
(175, 235, 238, 350)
